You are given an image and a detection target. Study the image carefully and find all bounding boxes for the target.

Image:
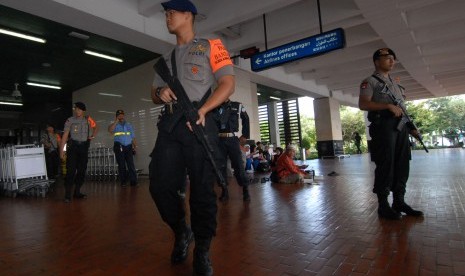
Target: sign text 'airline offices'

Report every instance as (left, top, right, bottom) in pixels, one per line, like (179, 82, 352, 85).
(251, 28, 345, 72)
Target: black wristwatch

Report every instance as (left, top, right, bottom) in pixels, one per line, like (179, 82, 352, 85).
(156, 87, 163, 98)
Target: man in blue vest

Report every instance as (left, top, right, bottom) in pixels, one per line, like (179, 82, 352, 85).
(108, 109, 138, 187)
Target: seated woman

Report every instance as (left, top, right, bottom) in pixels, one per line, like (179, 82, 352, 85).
(269, 147, 283, 182)
(274, 145, 309, 184)
(270, 147, 283, 168)
(250, 144, 264, 171)
(242, 144, 253, 172)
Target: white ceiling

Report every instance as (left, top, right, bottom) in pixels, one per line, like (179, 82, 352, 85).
(2, 0, 465, 103)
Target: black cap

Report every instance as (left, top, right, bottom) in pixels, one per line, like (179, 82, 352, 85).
(161, 0, 197, 15)
(74, 102, 86, 111)
(116, 109, 124, 116)
(373, 48, 396, 62)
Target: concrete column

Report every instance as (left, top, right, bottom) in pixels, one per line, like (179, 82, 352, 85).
(267, 102, 280, 147)
(313, 97, 344, 158)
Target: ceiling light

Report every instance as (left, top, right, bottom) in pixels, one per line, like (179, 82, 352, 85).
(0, 101, 23, 106)
(257, 93, 261, 96)
(27, 82, 61, 90)
(98, 93, 122, 97)
(98, 110, 115, 114)
(270, 96, 281, 100)
(0, 28, 46, 43)
(84, 50, 123, 63)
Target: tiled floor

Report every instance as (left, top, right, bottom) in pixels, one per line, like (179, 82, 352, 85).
(1, 148, 465, 275)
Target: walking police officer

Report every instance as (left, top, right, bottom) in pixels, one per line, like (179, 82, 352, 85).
(108, 109, 138, 187)
(359, 48, 423, 220)
(216, 99, 251, 201)
(149, 0, 235, 275)
(59, 102, 98, 203)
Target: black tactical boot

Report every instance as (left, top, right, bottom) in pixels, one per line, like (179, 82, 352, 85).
(243, 186, 250, 202)
(219, 186, 229, 202)
(171, 222, 194, 264)
(193, 239, 213, 276)
(392, 193, 423, 217)
(377, 194, 401, 220)
(73, 186, 87, 199)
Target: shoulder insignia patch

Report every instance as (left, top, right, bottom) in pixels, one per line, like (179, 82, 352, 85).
(360, 81, 368, 89)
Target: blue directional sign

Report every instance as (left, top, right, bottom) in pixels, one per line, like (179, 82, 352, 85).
(251, 28, 345, 72)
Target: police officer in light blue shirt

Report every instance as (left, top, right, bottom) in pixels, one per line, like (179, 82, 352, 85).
(108, 109, 138, 187)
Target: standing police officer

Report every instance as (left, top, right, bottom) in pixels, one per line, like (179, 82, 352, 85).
(108, 109, 138, 187)
(59, 102, 98, 203)
(216, 99, 251, 201)
(359, 48, 423, 220)
(149, 0, 235, 275)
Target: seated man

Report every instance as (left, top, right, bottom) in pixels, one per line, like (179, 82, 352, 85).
(275, 144, 309, 184)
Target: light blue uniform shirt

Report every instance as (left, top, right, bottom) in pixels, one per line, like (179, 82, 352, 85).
(113, 121, 135, 146)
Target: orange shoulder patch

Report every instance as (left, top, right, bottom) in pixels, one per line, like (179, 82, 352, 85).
(87, 116, 97, 128)
(208, 39, 233, 73)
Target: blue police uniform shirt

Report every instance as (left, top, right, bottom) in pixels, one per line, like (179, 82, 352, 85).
(113, 121, 135, 146)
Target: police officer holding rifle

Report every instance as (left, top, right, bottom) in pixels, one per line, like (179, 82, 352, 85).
(359, 48, 424, 220)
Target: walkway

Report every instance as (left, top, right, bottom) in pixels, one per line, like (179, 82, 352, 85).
(1, 148, 465, 275)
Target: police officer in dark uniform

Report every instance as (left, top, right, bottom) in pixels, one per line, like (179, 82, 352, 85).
(108, 109, 138, 187)
(216, 99, 251, 201)
(149, 0, 235, 275)
(359, 48, 423, 220)
(59, 102, 98, 203)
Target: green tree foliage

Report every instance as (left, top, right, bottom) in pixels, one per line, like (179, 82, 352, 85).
(340, 106, 367, 153)
(405, 101, 435, 134)
(300, 115, 316, 151)
(425, 96, 465, 144)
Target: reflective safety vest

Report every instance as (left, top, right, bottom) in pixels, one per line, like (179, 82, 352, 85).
(114, 131, 131, 136)
(113, 122, 135, 146)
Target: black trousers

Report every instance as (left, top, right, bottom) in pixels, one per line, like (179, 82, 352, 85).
(113, 143, 137, 184)
(45, 150, 59, 178)
(218, 136, 248, 187)
(149, 113, 220, 239)
(65, 141, 89, 198)
(369, 117, 411, 197)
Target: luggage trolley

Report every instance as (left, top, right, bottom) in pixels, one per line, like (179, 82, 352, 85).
(0, 144, 51, 197)
(86, 146, 118, 181)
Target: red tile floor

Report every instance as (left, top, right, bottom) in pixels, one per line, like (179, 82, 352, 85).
(1, 148, 465, 275)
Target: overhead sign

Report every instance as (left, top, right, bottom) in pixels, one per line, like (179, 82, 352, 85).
(250, 28, 345, 72)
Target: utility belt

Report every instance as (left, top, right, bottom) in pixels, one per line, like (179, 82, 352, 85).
(218, 132, 235, 138)
(367, 110, 394, 122)
(114, 141, 132, 147)
(69, 139, 90, 146)
(157, 100, 204, 133)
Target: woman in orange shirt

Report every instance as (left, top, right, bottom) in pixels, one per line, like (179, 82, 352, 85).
(275, 145, 308, 184)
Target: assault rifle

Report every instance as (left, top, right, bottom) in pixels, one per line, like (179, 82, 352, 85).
(153, 58, 227, 187)
(372, 75, 429, 153)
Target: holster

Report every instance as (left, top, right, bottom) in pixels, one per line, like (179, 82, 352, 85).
(396, 116, 408, 131)
(157, 108, 184, 133)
